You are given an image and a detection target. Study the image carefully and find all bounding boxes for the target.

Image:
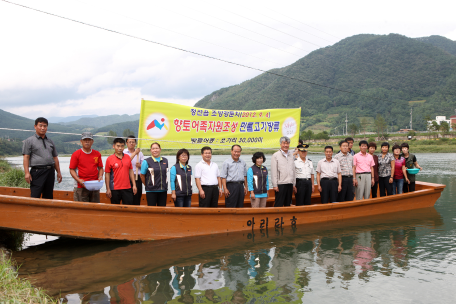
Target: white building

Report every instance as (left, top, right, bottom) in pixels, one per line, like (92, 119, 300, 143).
(427, 116, 451, 130)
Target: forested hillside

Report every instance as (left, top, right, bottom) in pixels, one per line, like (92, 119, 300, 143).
(195, 34, 456, 132)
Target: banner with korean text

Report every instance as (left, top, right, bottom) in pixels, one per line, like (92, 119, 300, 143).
(137, 100, 301, 149)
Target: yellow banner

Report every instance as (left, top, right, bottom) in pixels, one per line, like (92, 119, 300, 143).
(137, 100, 301, 149)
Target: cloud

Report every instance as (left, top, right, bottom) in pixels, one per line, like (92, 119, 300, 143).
(1, 0, 456, 121)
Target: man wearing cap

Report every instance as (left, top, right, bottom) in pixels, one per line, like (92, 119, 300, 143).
(294, 144, 315, 205)
(22, 117, 62, 199)
(69, 132, 104, 202)
(271, 136, 296, 207)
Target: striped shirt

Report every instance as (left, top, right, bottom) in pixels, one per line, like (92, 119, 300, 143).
(333, 151, 354, 177)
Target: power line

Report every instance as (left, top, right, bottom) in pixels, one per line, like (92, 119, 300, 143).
(1, 0, 394, 103)
(234, 4, 335, 44)
(263, 6, 343, 40)
(202, 1, 324, 48)
(152, 3, 304, 57)
(178, 3, 312, 54)
(72, 0, 281, 65)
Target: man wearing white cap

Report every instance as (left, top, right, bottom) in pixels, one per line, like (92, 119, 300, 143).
(69, 132, 104, 202)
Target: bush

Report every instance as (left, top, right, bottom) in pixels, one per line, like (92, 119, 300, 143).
(0, 168, 30, 188)
(0, 158, 10, 173)
(440, 137, 449, 142)
(368, 137, 376, 143)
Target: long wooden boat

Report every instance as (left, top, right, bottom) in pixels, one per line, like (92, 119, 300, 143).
(14, 208, 443, 297)
(0, 181, 445, 241)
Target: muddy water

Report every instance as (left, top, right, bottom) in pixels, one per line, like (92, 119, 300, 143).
(7, 153, 456, 303)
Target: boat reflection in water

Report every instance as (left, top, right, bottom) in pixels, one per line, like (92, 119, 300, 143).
(14, 207, 443, 303)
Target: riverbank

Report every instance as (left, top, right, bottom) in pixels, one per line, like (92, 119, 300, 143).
(94, 139, 456, 155)
(0, 251, 57, 303)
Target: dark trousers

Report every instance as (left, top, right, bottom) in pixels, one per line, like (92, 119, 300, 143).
(371, 181, 379, 198)
(146, 191, 168, 206)
(403, 181, 415, 193)
(378, 176, 393, 197)
(30, 168, 55, 199)
(111, 189, 134, 205)
(199, 185, 219, 208)
(175, 195, 192, 207)
(130, 178, 143, 205)
(274, 184, 293, 207)
(295, 179, 312, 206)
(338, 176, 354, 202)
(225, 182, 245, 208)
(320, 178, 338, 204)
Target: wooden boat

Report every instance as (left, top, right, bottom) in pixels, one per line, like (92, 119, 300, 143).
(0, 181, 445, 241)
(13, 207, 443, 297)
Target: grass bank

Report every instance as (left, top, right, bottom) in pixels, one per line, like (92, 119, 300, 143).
(0, 252, 57, 303)
(0, 158, 29, 188)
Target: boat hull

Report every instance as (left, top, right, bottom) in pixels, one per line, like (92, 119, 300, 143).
(0, 182, 445, 241)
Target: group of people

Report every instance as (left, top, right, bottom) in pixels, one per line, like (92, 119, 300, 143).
(315, 137, 422, 204)
(22, 117, 422, 207)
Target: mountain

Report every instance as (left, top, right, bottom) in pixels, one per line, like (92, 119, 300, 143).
(58, 114, 140, 128)
(93, 120, 140, 138)
(0, 109, 87, 155)
(48, 115, 98, 123)
(415, 35, 456, 56)
(195, 34, 456, 132)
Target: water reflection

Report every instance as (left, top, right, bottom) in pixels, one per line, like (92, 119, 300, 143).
(14, 208, 443, 303)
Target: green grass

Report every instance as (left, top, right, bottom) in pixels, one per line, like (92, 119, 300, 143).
(0, 158, 11, 173)
(0, 253, 57, 303)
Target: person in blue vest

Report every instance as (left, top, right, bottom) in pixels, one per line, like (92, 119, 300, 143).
(247, 152, 269, 208)
(140, 142, 169, 206)
(170, 149, 193, 207)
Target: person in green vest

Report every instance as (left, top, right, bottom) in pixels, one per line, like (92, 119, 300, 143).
(401, 142, 423, 193)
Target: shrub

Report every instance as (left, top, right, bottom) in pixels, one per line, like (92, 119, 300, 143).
(0, 168, 30, 188)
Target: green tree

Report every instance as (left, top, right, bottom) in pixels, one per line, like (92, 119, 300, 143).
(424, 115, 432, 131)
(374, 114, 387, 138)
(122, 129, 135, 137)
(360, 118, 369, 138)
(348, 124, 359, 137)
(107, 130, 117, 145)
(301, 130, 314, 142)
(440, 121, 450, 134)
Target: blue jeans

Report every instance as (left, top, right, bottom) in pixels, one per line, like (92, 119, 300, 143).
(174, 195, 192, 207)
(392, 179, 404, 194)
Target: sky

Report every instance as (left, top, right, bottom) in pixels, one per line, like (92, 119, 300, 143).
(1, 0, 456, 119)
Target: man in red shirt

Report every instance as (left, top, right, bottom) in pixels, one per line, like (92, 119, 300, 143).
(105, 137, 137, 205)
(69, 132, 104, 202)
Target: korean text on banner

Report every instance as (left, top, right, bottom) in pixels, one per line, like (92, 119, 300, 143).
(137, 100, 301, 149)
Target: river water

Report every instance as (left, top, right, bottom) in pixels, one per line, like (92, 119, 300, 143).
(6, 153, 456, 303)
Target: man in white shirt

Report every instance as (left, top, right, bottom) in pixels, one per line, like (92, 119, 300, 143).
(194, 146, 223, 207)
(294, 144, 315, 205)
(124, 135, 144, 205)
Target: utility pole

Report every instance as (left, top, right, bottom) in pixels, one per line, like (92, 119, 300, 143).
(410, 107, 413, 130)
(345, 113, 348, 136)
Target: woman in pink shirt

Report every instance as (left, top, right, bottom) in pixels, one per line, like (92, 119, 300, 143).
(392, 145, 409, 194)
